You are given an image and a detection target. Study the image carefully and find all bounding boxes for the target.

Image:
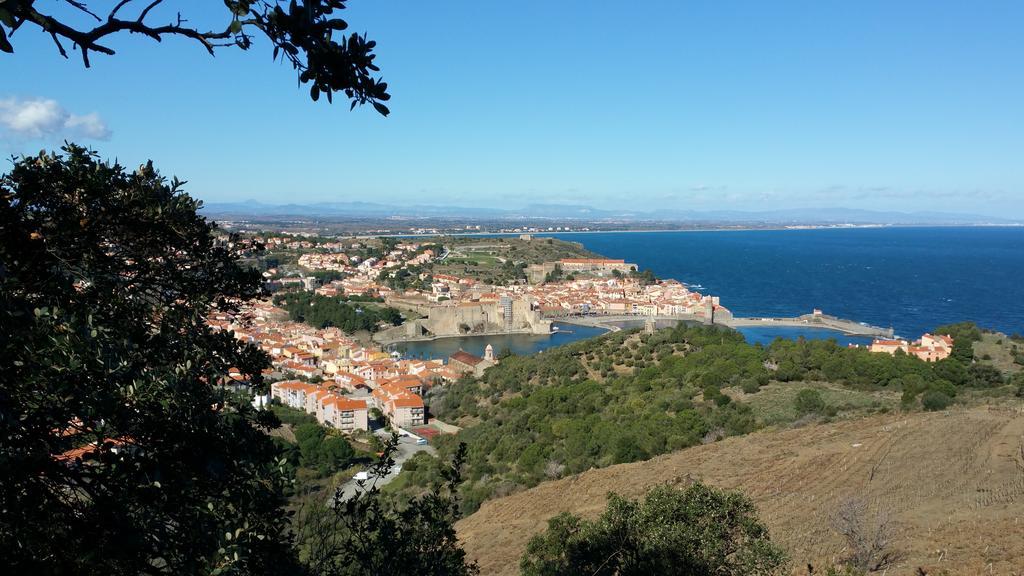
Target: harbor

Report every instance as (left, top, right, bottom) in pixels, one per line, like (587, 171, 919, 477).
(552, 309, 894, 339)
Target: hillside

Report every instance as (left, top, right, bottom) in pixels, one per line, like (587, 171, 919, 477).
(456, 406, 1024, 575)
(431, 236, 598, 284)
(417, 322, 1018, 516)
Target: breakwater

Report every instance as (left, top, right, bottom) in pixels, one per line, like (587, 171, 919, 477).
(554, 311, 893, 338)
(726, 313, 894, 338)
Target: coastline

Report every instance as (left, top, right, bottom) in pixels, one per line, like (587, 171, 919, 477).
(373, 326, 552, 347)
(371, 223, 1024, 239)
(381, 310, 893, 347)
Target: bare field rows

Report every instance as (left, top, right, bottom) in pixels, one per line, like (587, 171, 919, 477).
(457, 406, 1024, 575)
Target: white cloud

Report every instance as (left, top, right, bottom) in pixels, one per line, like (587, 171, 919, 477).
(63, 112, 112, 140)
(0, 97, 111, 140)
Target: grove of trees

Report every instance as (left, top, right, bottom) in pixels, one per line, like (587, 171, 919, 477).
(273, 291, 403, 333)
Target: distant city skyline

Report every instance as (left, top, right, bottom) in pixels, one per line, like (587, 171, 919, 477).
(2, 1, 1022, 217)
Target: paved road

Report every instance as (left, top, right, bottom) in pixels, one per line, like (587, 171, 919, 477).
(333, 427, 436, 501)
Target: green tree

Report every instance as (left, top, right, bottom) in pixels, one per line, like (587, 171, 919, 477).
(630, 268, 658, 285)
(794, 388, 826, 416)
(921, 390, 952, 411)
(317, 435, 356, 474)
(0, 0, 391, 112)
(520, 482, 787, 576)
(273, 291, 402, 333)
(0, 146, 296, 575)
(296, 423, 328, 466)
(967, 363, 1004, 388)
(934, 322, 981, 363)
(296, 441, 479, 576)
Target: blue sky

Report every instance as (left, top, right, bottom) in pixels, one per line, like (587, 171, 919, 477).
(1, 1, 1022, 216)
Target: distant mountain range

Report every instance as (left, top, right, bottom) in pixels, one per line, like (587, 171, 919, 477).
(200, 200, 1020, 225)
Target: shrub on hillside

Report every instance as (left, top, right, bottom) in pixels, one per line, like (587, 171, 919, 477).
(1012, 373, 1024, 398)
(520, 482, 787, 576)
(794, 389, 826, 416)
(967, 363, 1004, 388)
(741, 379, 762, 394)
(921, 390, 952, 411)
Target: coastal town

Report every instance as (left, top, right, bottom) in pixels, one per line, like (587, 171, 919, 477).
(12, 5, 1023, 574)
(207, 234, 715, 438)
(208, 231, 950, 450)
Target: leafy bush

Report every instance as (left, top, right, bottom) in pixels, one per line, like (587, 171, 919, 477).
(794, 389, 826, 416)
(921, 390, 952, 411)
(741, 379, 762, 394)
(967, 363, 1004, 388)
(272, 403, 319, 427)
(520, 482, 787, 576)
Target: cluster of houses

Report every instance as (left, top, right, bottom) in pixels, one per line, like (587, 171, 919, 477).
(210, 300, 497, 434)
(250, 236, 437, 299)
(258, 233, 727, 324)
(861, 333, 955, 362)
(521, 277, 725, 319)
(385, 259, 729, 319)
(271, 380, 372, 431)
(270, 372, 428, 432)
(395, 273, 727, 321)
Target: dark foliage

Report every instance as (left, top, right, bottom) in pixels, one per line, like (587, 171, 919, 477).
(0, 1, 390, 112)
(933, 322, 982, 363)
(520, 482, 787, 576)
(429, 324, 763, 513)
(273, 290, 402, 332)
(920, 390, 952, 411)
(413, 320, 1011, 514)
(0, 145, 297, 575)
(295, 440, 479, 576)
(794, 388, 826, 416)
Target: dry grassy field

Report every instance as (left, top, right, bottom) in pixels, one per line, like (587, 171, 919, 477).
(457, 406, 1024, 575)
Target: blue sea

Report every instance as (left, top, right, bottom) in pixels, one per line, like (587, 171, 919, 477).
(397, 227, 1024, 359)
(391, 322, 608, 359)
(553, 226, 1024, 339)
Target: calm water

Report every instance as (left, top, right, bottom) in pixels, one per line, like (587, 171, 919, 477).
(391, 322, 608, 359)
(552, 227, 1024, 339)
(735, 326, 871, 347)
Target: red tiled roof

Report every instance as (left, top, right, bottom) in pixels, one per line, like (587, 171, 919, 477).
(391, 395, 424, 409)
(450, 350, 483, 366)
(334, 398, 368, 411)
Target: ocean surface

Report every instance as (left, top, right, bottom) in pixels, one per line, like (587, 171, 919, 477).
(552, 226, 1024, 339)
(390, 322, 608, 359)
(396, 227, 1024, 359)
(391, 322, 873, 359)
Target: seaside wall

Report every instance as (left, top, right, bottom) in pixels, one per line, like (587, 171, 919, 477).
(417, 301, 551, 338)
